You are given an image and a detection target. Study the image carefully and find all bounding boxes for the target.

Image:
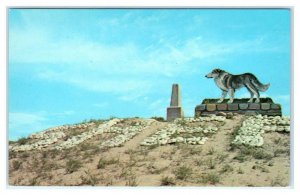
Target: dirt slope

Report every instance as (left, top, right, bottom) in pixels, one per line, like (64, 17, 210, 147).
(8, 115, 290, 187)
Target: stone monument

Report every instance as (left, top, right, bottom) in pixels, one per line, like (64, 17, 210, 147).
(195, 98, 282, 117)
(167, 84, 184, 121)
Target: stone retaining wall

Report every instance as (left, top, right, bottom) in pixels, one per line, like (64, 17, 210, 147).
(195, 98, 282, 117)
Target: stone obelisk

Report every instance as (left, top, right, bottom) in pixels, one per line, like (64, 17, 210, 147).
(167, 84, 184, 121)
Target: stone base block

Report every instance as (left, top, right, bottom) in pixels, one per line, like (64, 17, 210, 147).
(194, 98, 282, 117)
(167, 107, 184, 121)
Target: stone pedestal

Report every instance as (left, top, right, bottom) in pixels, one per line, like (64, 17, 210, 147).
(195, 98, 282, 117)
(167, 84, 184, 121)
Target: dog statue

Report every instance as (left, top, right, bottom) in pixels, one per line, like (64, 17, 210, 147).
(205, 69, 270, 103)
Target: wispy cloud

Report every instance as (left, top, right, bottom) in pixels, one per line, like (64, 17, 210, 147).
(9, 112, 49, 140)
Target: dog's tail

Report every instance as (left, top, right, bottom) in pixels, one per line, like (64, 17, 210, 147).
(251, 76, 270, 92)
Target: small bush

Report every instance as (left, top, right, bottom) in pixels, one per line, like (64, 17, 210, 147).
(195, 159, 204, 166)
(237, 167, 244, 174)
(44, 162, 60, 171)
(274, 148, 289, 157)
(97, 157, 119, 169)
(12, 160, 22, 171)
(125, 171, 138, 186)
(189, 147, 202, 155)
(177, 119, 187, 126)
(273, 137, 283, 145)
(160, 176, 176, 186)
(66, 159, 82, 174)
(20, 152, 30, 158)
(206, 158, 216, 169)
(80, 170, 99, 186)
(271, 175, 286, 186)
(174, 166, 193, 180)
(216, 153, 229, 163)
(151, 116, 165, 122)
(233, 153, 248, 162)
(29, 177, 39, 186)
(89, 118, 105, 126)
(17, 137, 30, 145)
(207, 147, 216, 155)
(201, 172, 220, 184)
(220, 164, 233, 173)
(252, 149, 273, 160)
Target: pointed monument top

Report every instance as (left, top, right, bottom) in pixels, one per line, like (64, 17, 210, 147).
(170, 84, 182, 107)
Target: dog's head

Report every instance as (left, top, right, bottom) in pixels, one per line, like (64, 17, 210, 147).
(205, 68, 225, 78)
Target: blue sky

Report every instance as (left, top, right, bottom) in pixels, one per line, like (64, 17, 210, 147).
(8, 9, 291, 140)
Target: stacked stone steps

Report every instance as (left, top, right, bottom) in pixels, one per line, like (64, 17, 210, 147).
(195, 98, 282, 117)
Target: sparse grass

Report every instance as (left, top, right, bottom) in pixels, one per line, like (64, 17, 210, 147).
(189, 147, 202, 155)
(48, 149, 60, 158)
(207, 147, 216, 155)
(69, 129, 82, 137)
(160, 176, 176, 186)
(65, 159, 82, 174)
(41, 151, 48, 158)
(147, 143, 159, 150)
(268, 161, 274, 166)
(252, 165, 270, 173)
(17, 137, 30, 145)
(9, 140, 16, 144)
(271, 175, 286, 186)
(80, 143, 96, 151)
(9, 151, 17, 159)
(44, 161, 60, 171)
(29, 177, 39, 186)
(252, 149, 273, 160)
(195, 159, 204, 167)
(97, 157, 119, 169)
(151, 116, 166, 122)
(237, 167, 244, 174)
(233, 153, 248, 162)
(177, 119, 187, 126)
(11, 160, 22, 171)
(80, 170, 99, 186)
(201, 172, 220, 185)
(88, 118, 105, 126)
(109, 116, 117, 120)
(235, 146, 273, 162)
(216, 153, 229, 163)
(273, 137, 283, 145)
(174, 166, 193, 180)
(124, 149, 135, 155)
(123, 169, 138, 186)
(105, 179, 114, 186)
(274, 148, 289, 157)
(206, 158, 216, 169)
(220, 164, 233, 173)
(148, 163, 168, 174)
(19, 151, 30, 158)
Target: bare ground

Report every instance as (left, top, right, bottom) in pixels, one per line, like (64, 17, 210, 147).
(8, 115, 290, 187)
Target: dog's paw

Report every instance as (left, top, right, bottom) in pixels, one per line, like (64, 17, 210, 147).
(227, 99, 233, 104)
(248, 99, 253, 103)
(255, 99, 260, 103)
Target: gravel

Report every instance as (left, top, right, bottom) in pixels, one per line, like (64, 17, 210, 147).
(232, 115, 290, 147)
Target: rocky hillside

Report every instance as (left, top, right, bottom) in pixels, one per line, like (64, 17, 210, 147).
(8, 114, 290, 186)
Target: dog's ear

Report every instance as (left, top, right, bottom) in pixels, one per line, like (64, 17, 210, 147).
(216, 68, 225, 73)
(213, 68, 222, 73)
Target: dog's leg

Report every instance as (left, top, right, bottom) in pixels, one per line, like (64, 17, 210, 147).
(247, 83, 260, 103)
(218, 90, 227, 103)
(245, 85, 254, 103)
(227, 88, 234, 103)
(255, 91, 260, 103)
